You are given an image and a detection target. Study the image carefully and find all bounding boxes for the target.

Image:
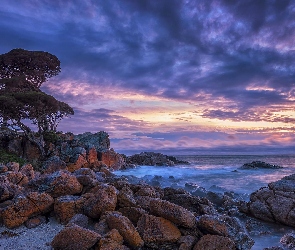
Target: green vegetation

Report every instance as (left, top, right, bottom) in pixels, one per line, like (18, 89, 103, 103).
(0, 148, 26, 166)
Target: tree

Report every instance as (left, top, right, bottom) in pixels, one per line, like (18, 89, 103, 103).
(0, 48, 61, 88)
(0, 49, 74, 157)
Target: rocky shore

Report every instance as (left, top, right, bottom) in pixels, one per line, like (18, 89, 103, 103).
(0, 131, 294, 249)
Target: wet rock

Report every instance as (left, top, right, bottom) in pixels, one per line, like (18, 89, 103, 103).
(193, 234, 235, 250)
(51, 224, 101, 250)
(106, 211, 144, 248)
(280, 233, 295, 250)
(96, 229, 130, 250)
(83, 184, 117, 219)
(54, 195, 86, 224)
(239, 161, 283, 170)
(41, 156, 67, 174)
(240, 174, 295, 227)
(137, 214, 181, 247)
(197, 214, 254, 250)
(150, 198, 196, 228)
(1, 192, 54, 228)
(39, 170, 83, 197)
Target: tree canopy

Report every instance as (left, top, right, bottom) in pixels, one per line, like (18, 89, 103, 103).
(0, 49, 74, 157)
(0, 48, 61, 88)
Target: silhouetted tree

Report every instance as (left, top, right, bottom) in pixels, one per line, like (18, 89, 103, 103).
(0, 49, 74, 157)
(0, 48, 61, 88)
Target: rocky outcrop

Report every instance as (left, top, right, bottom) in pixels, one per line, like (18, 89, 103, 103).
(239, 161, 283, 170)
(0, 160, 255, 249)
(126, 151, 189, 166)
(239, 174, 295, 227)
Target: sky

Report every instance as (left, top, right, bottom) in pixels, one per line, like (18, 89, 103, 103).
(1, 0, 295, 155)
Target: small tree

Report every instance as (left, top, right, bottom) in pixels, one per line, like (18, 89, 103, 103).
(0, 49, 74, 157)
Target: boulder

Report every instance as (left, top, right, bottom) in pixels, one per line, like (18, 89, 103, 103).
(197, 214, 254, 250)
(118, 207, 147, 226)
(117, 186, 137, 208)
(41, 156, 67, 174)
(39, 170, 83, 197)
(1, 192, 54, 228)
(51, 224, 101, 250)
(73, 168, 98, 188)
(106, 211, 144, 249)
(54, 195, 86, 224)
(137, 214, 181, 247)
(19, 164, 35, 181)
(193, 234, 235, 250)
(240, 174, 295, 227)
(163, 187, 216, 215)
(0, 175, 23, 201)
(96, 229, 130, 250)
(83, 184, 117, 219)
(150, 198, 196, 228)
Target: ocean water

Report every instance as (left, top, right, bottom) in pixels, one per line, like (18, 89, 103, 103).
(115, 154, 295, 196)
(114, 154, 295, 249)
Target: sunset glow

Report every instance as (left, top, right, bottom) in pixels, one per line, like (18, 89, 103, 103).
(1, 0, 295, 154)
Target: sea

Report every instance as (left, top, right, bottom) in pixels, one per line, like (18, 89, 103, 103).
(114, 154, 295, 249)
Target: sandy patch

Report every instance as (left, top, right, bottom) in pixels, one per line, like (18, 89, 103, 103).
(0, 218, 63, 250)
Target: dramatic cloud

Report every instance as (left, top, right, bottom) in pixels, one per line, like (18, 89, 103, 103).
(1, 0, 295, 153)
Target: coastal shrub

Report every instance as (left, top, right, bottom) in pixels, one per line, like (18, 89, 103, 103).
(0, 148, 26, 165)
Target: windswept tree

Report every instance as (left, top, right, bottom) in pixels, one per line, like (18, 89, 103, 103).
(0, 48, 61, 88)
(0, 49, 74, 157)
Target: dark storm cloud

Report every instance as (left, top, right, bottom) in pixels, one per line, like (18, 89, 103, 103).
(1, 0, 295, 122)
